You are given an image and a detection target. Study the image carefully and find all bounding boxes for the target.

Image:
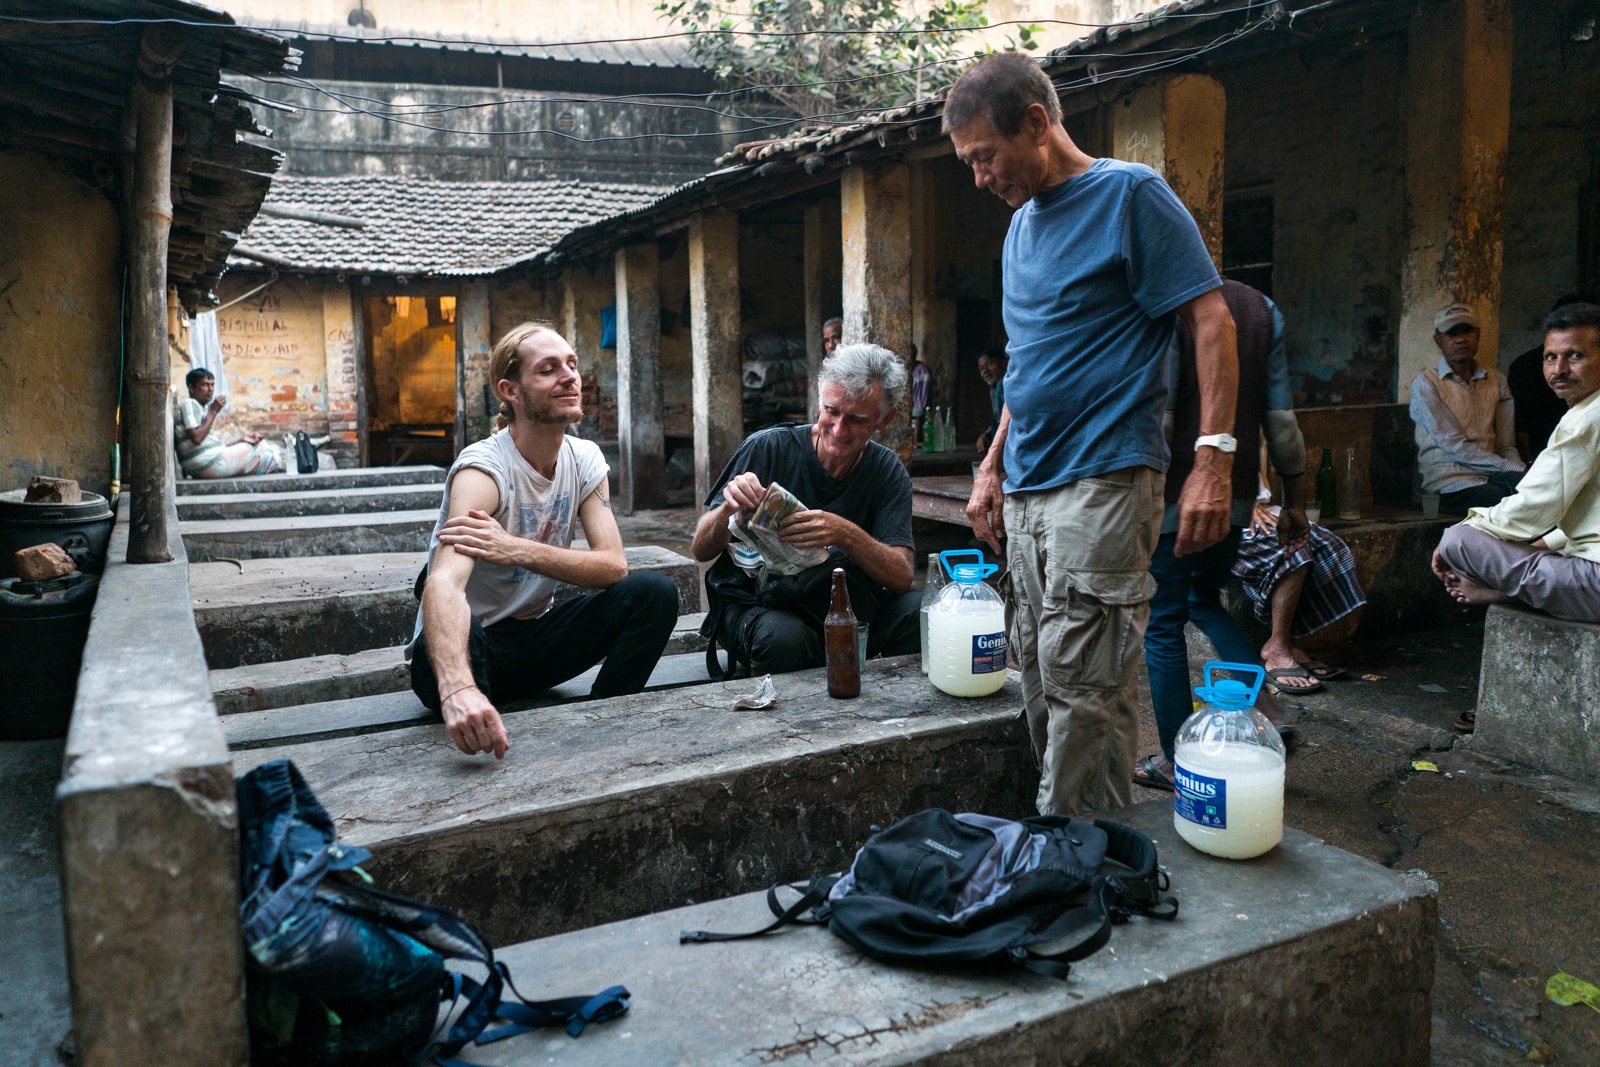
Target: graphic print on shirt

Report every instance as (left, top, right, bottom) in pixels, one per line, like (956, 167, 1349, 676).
(508, 494, 572, 583)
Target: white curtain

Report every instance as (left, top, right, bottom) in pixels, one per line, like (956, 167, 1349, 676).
(189, 310, 229, 398)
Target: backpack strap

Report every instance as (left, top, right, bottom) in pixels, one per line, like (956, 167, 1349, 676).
(679, 875, 839, 944)
(1093, 819, 1180, 922)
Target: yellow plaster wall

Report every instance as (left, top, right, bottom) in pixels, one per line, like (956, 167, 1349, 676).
(211, 275, 331, 438)
(0, 150, 121, 498)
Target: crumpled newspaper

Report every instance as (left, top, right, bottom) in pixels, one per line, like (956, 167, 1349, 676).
(728, 481, 828, 577)
(733, 674, 778, 710)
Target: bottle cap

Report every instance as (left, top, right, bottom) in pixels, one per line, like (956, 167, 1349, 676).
(1194, 660, 1266, 709)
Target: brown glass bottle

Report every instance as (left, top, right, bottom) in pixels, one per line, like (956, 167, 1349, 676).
(824, 567, 861, 698)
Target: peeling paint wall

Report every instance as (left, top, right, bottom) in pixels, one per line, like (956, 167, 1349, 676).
(1500, 0, 1600, 356)
(212, 274, 331, 439)
(0, 149, 121, 497)
(1222, 37, 1409, 407)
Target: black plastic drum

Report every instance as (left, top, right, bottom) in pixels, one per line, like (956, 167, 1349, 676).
(0, 570, 100, 740)
(0, 488, 115, 579)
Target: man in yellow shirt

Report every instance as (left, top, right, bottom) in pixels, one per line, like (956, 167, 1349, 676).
(1432, 303, 1600, 622)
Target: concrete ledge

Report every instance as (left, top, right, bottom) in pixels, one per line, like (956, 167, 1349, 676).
(180, 509, 438, 560)
(56, 497, 246, 1066)
(175, 483, 444, 520)
(1473, 603, 1600, 782)
(193, 549, 703, 669)
(220, 650, 716, 748)
(462, 801, 1435, 1067)
(232, 659, 1037, 946)
(210, 614, 710, 714)
(174, 465, 445, 495)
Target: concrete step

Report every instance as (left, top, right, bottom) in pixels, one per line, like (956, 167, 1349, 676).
(462, 800, 1433, 1067)
(176, 483, 445, 521)
(222, 650, 716, 749)
(231, 658, 1038, 947)
(175, 465, 446, 495)
(1472, 603, 1600, 783)
(181, 509, 438, 561)
(210, 613, 710, 714)
(192, 548, 703, 669)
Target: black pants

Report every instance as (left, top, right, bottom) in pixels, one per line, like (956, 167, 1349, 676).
(722, 588, 922, 676)
(1441, 470, 1522, 515)
(410, 571, 679, 710)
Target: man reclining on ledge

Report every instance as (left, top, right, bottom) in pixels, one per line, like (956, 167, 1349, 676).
(1432, 302, 1600, 623)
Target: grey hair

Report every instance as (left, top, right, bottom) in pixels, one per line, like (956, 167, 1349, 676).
(823, 316, 843, 330)
(817, 343, 907, 417)
(943, 52, 1061, 137)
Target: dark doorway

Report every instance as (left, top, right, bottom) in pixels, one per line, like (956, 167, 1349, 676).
(360, 294, 458, 466)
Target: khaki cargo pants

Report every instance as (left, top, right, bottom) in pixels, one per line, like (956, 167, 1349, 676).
(1003, 466, 1162, 816)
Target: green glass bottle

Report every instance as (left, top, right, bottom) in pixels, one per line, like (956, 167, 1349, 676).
(1316, 447, 1338, 516)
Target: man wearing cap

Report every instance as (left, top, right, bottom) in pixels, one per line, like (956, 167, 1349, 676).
(1409, 303, 1525, 515)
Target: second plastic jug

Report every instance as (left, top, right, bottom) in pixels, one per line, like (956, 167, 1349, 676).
(927, 550, 1007, 698)
(1172, 661, 1285, 859)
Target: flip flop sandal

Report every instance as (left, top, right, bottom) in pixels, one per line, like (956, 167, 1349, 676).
(1298, 659, 1346, 680)
(1266, 666, 1325, 694)
(1133, 754, 1176, 793)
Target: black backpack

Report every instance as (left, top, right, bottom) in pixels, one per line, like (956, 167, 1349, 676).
(294, 430, 319, 474)
(238, 759, 630, 1066)
(682, 809, 1177, 978)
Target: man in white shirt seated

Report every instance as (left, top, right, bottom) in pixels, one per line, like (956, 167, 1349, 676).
(408, 322, 679, 758)
(173, 368, 286, 478)
(1432, 303, 1600, 623)
(1409, 303, 1525, 515)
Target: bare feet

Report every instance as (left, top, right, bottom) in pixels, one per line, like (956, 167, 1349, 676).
(1443, 574, 1511, 606)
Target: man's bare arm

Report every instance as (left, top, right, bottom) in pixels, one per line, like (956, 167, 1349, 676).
(1173, 289, 1238, 556)
(420, 468, 508, 759)
(690, 471, 766, 562)
(435, 476, 626, 589)
(965, 404, 1010, 554)
(776, 510, 915, 594)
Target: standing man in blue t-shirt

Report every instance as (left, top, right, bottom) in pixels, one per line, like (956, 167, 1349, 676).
(944, 54, 1239, 815)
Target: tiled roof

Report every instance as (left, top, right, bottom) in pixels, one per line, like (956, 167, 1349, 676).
(229, 175, 673, 276)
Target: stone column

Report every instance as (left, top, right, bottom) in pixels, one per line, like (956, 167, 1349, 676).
(614, 242, 666, 512)
(321, 287, 360, 466)
(562, 262, 613, 440)
(457, 281, 492, 446)
(841, 162, 913, 458)
(803, 197, 841, 421)
(1110, 73, 1226, 266)
(688, 211, 743, 506)
(1397, 0, 1512, 395)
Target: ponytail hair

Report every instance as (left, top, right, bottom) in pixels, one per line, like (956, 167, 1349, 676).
(489, 320, 560, 430)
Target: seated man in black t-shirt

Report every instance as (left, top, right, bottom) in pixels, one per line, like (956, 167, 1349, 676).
(692, 344, 922, 675)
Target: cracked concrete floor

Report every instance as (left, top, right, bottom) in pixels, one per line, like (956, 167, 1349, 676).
(1134, 616, 1600, 1064)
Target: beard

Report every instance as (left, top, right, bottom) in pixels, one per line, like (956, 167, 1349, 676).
(516, 395, 583, 426)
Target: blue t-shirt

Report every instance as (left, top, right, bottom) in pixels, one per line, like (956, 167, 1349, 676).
(1001, 158, 1221, 492)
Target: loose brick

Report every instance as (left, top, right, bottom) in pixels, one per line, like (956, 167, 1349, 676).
(15, 542, 77, 581)
(24, 476, 81, 504)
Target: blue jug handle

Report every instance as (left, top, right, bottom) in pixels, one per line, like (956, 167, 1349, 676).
(939, 549, 985, 581)
(1202, 661, 1266, 704)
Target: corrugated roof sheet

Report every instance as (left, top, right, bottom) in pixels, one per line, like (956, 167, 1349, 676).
(233, 21, 697, 69)
(229, 174, 674, 275)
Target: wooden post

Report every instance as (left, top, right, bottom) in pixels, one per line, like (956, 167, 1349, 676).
(125, 25, 185, 564)
(688, 212, 743, 506)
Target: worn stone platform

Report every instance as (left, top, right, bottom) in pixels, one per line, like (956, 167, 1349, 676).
(221, 650, 716, 747)
(180, 508, 438, 560)
(456, 800, 1434, 1067)
(175, 482, 444, 520)
(210, 614, 711, 714)
(174, 464, 445, 495)
(1473, 603, 1600, 782)
(192, 548, 703, 669)
(232, 658, 1036, 946)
